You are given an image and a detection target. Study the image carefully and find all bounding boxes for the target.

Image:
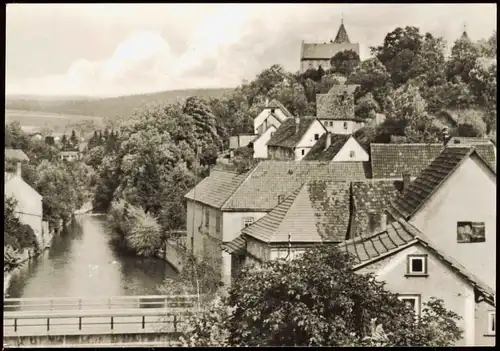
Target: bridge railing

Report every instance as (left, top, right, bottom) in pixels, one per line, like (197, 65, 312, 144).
(3, 295, 199, 313)
(3, 308, 200, 337)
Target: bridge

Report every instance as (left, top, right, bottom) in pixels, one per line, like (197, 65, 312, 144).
(3, 295, 200, 347)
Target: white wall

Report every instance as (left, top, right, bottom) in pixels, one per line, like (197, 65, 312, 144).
(253, 125, 276, 159)
(410, 155, 496, 289)
(270, 247, 306, 261)
(295, 120, 327, 161)
(254, 109, 288, 134)
(222, 211, 268, 243)
(186, 200, 223, 257)
(321, 120, 365, 135)
(332, 136, 369, 162)
(5, 177, 43, 242)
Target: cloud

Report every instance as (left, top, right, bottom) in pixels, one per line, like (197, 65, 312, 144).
(6, 4, 497, 97)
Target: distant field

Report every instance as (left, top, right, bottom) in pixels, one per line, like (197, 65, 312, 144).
(5, 109, 106, 135)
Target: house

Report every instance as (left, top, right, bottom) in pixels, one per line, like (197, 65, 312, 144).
(316, 85, 365, 135)
(389, 146, 496, 291)
(300, 20, 360, 73)
(5, 148, 30, 162)
(4, 163, 44, 246)
(303, 132, 369, 162)
(252, 125, 277, 159)
(341, 218, 495, 346)
(60, 150, 80, 162)
(253, 99, 293, 135)
(229, 134, 257, 150)
(185, 161, 371, 286)
(267, 117, 327, 161)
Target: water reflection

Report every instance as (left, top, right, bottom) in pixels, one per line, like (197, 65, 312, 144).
(7, 215, 177, 299)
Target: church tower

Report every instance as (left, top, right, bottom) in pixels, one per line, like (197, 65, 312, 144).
(334, 17, 351, 44)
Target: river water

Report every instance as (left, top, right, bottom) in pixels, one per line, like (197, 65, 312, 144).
(6, 215, 178, 299)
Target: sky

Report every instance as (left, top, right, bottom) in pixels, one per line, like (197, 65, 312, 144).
(6, 3, 497, 97)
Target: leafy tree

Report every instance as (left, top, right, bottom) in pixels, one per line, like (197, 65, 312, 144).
(355, 93, 380, 119)
(4, 197, 39, 252)
(453, 109, 488, 137)
(347, 58, 392, 109)
(446, 36, 480, 84)
(70, 129, 78, 148)
(182, 245, 463, 347)
(60, 134, 69, 150)
(477, 31, 497, 58)
(330, 49, 361, 76)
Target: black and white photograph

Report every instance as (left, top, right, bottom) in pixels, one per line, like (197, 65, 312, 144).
(4, 3, 496, 347)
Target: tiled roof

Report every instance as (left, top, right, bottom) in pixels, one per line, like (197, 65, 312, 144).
(303, 133, 351, 161)
(184, 169, 249, 208)
(342, 218, 494, 303)
(222, 161, 371, 211)
(370, 143, 444, 179)
(351, 179, 404, 238)
(334, 22, 351, 44)
(301, 42, 360, 60)
(242, 180, 351, 243)
(447, 137, 494, 145)
(267, 118, 320, 149)
(446, 138, 496, 169)
(267, 99, 294, 119)
(391, 147, 494, 218)
(222, 235, 247, 255)
(5, 148, 30, 161)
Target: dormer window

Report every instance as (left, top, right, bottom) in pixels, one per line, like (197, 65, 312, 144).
(406, 254, 428, 277)
(278, 194, 285, 203)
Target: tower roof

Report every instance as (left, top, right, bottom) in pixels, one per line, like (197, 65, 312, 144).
(461, 22, 469, 40)
(334, 19, 351, 44)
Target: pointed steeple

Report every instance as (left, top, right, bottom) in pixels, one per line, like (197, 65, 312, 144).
(334, 15, 351, 44)
(461, 22, 469, 40)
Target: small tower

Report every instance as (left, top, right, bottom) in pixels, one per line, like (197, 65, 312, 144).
(334, 14, 351, 44)
(460, 22, 469, 40)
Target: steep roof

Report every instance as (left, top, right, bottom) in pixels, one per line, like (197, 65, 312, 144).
(221, 160, 371, 211)
(370, 143, 444, 179)
(301, 42, 360, 60)
(334, 22, 351, 44)
(351, 179, 404, 237)
(391, 147, 495, 218)
(222, 235, 247, 255)
(266, 118, 321, 149)
(5, 148, 30, 162)
(242, 180, 351, 243)
(341, 218, 494, 303)
(303, 133, 351, 161)
(267, 99, 294, 119)
(184, 169, 249, 208)
(446, 137, 496, 169)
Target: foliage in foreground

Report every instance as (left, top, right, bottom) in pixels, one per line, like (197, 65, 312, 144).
(181, 245, 463, 347)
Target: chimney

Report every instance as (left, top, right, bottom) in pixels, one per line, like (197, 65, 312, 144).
(16, 162, 22, 177)
(402, 172, 411, 192)
(380, 213, 387, 231)
(265, 98, 269, 108)
(324, 132, 332, 150)
(295, 117, 300, 134)
(442, 127, 450, 145)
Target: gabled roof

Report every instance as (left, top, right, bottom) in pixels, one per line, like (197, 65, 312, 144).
(301, 42, 360, 60)
(447, 136, 494, 145)
(184, 169, 249, 208)
(341, 218, 495, 304)
(391, 147, 496, 219)
(222, 235, 247, 255)
(351, 179, 404, 237)
(5, 148, 30, 162)
(267, 99, 294, 119)
(267, 118, 322, 149)
(221, 161, 371, 211)
(242, 180, 351, 243)
(252, 125, 277, 143)
(370, 143, 444, 179)
(334, 22, 351, 44)
(303, 134, 351, 161)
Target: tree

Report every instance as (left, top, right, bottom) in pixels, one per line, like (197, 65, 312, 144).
(446, 36, 480, 84)
(477, 31, 497, 58)
(182, 245, 463, 347)
(330, 49, 361, 76)
(453, 109, 488, 137)
(70, 129, 78, 149)
(4, 197, 39, 252)
(355, 93, 380, 120)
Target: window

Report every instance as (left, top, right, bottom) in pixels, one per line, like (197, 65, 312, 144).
(205, 208, 210, 228)
(398, 294, 421, 317)
(243, 217, 254, 228)
(343, 122, 348, 130)
(314, 133, 319, 140)
(457, 221, 485, 243)
(487, 312, 495, 335)
(270, 131, 275, 137)
(406, 254, 428, 276)
(215, 213, 221, 233)
(271, 108, 276, 113)
(301, 149, 305, 156)
(349, 150, 355, 158)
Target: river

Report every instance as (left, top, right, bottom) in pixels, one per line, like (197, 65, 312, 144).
(6, 215, 178, 298)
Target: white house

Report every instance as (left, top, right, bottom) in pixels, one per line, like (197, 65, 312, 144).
(303, 133, 369, 162)
(252, 125, 277, 159)
(253, 99, 293, 135)
(267, 117, 328, 161)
